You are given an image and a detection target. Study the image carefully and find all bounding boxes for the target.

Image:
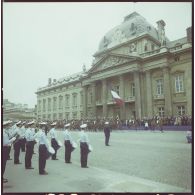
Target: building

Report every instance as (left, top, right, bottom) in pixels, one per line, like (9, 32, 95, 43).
(36, 71, 87, 121)
(36, 12, 192, 121)
(3, 99, 35, 121)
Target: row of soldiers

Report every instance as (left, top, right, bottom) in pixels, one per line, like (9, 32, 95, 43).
(3, 120, 94, 184)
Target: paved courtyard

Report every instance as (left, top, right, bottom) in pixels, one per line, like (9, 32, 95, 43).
(3, 130, 192, 193)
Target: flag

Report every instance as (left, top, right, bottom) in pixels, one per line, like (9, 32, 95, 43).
(111, 90, 124, 106)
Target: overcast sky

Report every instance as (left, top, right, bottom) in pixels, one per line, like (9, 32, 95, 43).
(3, 2, 192, 108)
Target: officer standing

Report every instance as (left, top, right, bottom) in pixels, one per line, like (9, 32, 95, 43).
(63, 123, 75, 163)
(13, 121, 23, 164)
(79, 124, 90, 168)
(38, 126, 50, 175)
(3, 121, 16, 183)
(24, 121, 36, 169)
(104, 121, 111, 146)
(49, 122, 59, 160)
(20, 122, 26, 152)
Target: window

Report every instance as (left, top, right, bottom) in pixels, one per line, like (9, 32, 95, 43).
(144, 43, 148, 51)
(59, 113, 63, 120)
(53, 113, 57, 120)
(59, 96, 63, 109)
(48, 98, 51, 111)
(43, 99, 46, 112)
(177, 106, 185, 115)
(158, 107, 164, 117)
(73, 94, 77, 106)
(65, 95, 70, 107)
(151, 44, 155, 50)
(80, 92, 83, 105)
(90, 92, 93, 104)
(72, 112, 77, 119)
(65, 113, 69, 120)
(175, 75, 184, 93)
(38, 100, 41, 112)
(156, 79, 163, 95)
(48, 114, 51, 120)
(114, 85, 120, 95)
(131, 83, 135, 97)
(53, 97, 57, 111)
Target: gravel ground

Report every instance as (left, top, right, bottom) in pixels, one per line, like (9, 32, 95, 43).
(3, 130, 191, 192)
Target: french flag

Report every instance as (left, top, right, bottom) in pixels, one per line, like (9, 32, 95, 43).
(111, 90, 124, 106)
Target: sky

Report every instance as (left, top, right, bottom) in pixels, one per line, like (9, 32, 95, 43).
(3, 2, 192, 108)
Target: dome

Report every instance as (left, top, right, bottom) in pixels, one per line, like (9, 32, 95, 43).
(98, 12, 162, 52)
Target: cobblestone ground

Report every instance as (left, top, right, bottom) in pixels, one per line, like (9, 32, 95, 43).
(3, 130, 191, 193)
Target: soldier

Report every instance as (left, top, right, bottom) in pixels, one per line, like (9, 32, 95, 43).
(79, 124, 91, 168)
(49, 122, 59, 160)
(38, 126, 50, 175)
(20, 122, 27, 152)
(24, 121, 36, 169)
(3, 121, 16, 183)
(104, 122, 111, 146)
(13, 121, 23, 164)
(63, 123, 76, 163)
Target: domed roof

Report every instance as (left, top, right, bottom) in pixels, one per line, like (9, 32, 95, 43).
(98, 12, 161, 52)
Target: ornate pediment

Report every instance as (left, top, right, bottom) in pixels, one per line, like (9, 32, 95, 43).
(89, 54, 135, 73)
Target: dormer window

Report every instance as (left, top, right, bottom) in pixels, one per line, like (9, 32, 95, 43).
(131, 23, 135, 31)
(147, 26, 151, 31)
(144, 43, 148, 51)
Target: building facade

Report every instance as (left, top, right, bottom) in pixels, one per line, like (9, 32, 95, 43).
(36, 12, 192, 121)
(3, 99, 35, 121)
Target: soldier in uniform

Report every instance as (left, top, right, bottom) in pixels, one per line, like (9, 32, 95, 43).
(13, 121, 23, 164)
(38, 125, 50, 175)
(63, 123, 75, 163)
(79, 124, 90, 168)
(24, 121, 36, 169)
(20, 122, 27, 152)
(3, 121, 16, 183)
(104, 122, 111, 146)
(49, 122, 59, 160)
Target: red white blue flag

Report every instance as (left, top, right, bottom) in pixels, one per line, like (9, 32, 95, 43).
(111, 90, 124, 106)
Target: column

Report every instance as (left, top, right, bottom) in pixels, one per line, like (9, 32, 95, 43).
(91, 82, 96, 118)
(83, 86, 88, 118)
(163, 67, 172, 116)
(102, 79, 107, 118)
(185, 65, 192, 115)
(119, 75, 125, 120)
(145, 71, 153, 118)
(134, 71, 142, 119)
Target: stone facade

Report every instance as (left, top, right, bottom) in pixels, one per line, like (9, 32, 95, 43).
(36, 12, 192, 121)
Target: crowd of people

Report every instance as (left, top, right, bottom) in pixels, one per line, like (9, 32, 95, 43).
(33, 115, 191, 132)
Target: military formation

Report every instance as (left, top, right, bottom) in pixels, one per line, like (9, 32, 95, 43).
(3, 120, 95, 184)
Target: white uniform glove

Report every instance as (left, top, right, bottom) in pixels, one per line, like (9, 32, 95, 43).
(10, 137, 16, 142)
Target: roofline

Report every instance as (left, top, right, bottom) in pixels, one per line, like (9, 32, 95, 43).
(93, 33, 161, 57)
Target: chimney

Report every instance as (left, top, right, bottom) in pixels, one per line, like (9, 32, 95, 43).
(156, 20, 166, 46)
(186, 27, 192, 43)
(48, 78, 52, 85)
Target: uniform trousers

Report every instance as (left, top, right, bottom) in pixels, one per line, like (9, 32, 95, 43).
(39, 144, 47, 174)
(25, 141, 34, 168)
(64, 140, 73, 163)
(51, 138, 59, 160)
(3, 146, 9, 176)
(14, 140, 22, 163)
(21, 138, 26, 152)
(104, 132, 110, 146)
(8, 146, 11, 159)
(80, 142, 89, 167)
